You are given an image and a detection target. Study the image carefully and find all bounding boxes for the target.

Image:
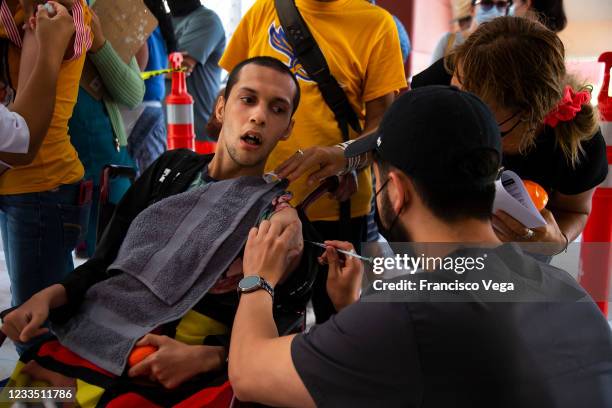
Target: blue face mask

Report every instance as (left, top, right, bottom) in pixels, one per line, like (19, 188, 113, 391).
(507, 4, 516, 16)
(476, 6, 506, 24)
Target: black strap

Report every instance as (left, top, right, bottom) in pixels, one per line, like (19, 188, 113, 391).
(274, 0, 362, 141)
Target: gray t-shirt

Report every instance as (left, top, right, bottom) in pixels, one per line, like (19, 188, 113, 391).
(173, 6, 226, 142)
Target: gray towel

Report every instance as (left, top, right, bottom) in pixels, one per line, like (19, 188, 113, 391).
(52, 176, 287, 375)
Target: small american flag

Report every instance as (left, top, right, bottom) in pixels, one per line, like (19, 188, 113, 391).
(0, 0, 92, 60)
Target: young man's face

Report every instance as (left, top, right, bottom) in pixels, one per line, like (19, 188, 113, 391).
(216, 64, 296, 168)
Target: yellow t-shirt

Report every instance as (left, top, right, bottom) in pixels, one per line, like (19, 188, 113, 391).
(219, 0, 407, 221)
(0, 1, 90, 195)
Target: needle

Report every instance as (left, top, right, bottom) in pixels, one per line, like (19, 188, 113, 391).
(305, 240, 373, 263)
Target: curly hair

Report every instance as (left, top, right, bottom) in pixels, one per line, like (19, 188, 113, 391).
(446, 17, 597, 167)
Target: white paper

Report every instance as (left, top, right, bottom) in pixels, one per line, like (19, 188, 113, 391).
(493, 170, 547, 228)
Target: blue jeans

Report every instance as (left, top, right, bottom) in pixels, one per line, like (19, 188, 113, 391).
(0, 182, 86, 308)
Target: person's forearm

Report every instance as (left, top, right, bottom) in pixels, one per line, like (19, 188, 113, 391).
(36, 284, 68, 309)
(89, 42, 145, 108)
(552, 210, 588, 243)
(194, 345, 226, 373)
(229, 292, 278, 382)
(230, 291, 308, 406)
(231, 291, 278, 355)
(14, 34, 63, 125)
(352, 118, 383, 169)
(361, 118, 381, 136)
(16, 29, 37, 92)
(344, 94, 393, 169)
(1, 30, 63, 165)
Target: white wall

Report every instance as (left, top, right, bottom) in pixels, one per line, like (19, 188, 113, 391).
(409, 0, 452, 78)
(561, 0, 612, 105)
(201, 0, 257, 41)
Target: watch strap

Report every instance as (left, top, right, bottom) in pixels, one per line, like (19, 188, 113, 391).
(238, 276, 274, 300)
(259, 278, 275, 300)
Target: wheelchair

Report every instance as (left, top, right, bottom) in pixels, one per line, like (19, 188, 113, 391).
(0, 171, 340, 407)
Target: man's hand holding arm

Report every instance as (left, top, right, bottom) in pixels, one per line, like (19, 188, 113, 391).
(229, 220, 314, 407)
(274, 93, 395, 200)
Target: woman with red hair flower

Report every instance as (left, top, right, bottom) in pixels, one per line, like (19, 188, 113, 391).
(446, 17, 607, 257)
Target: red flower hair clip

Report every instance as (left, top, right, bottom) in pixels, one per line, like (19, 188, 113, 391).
(544, 85, 591, 128)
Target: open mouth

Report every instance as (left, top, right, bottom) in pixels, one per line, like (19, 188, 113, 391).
(241, 131, 262, 146)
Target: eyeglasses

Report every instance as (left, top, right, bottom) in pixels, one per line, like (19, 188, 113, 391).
(474, 0, 512, 14)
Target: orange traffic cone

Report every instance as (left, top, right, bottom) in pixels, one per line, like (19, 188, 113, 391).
(195, 140, 217, 154)
(166, 52, 195, 150)
(579, 52, 612, 317)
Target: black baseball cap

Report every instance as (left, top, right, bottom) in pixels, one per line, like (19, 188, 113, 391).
(346, 85, 502, 188)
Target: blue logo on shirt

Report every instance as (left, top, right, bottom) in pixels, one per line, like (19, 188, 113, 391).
(268, 23, 314, 83)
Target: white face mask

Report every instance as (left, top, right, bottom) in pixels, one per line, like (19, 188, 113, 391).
(475, 6, 506, 24)
(508, 4, 516, 16)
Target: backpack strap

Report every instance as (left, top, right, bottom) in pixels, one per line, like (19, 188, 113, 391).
(274, 0, 362, 140)
(274, 0, 358, 234)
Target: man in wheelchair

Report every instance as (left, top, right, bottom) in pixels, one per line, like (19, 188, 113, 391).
(0, 56, 340, 406)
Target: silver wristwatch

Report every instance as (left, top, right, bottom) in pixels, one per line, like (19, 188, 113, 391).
(237, 276, 274, 299)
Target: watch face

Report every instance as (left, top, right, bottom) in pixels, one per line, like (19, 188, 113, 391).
(238, 276, 261, 292)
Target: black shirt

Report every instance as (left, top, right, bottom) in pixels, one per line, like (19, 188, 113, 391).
(167, 0, 201, 17)
(291, 245, 612, 408)
(411, 58, 452, 90)
(412, 59, 609, 196)
(503, 126, 608, 195)
(143, 0, 178, 53)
